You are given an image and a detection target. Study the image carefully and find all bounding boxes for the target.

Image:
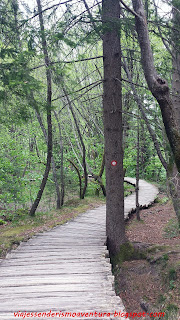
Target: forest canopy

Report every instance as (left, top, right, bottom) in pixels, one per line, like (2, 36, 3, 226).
(0, 0, 179, 227)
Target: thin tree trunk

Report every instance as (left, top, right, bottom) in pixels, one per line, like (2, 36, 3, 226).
(29, 0, 52, 216)
(102, 0, 126, 256)
(92, 151, 106, 197)
(63, 87, 88, 199)
(67, 159, 82, 199)
(136, 119, 140, 221)
(35, 111, 61, 209)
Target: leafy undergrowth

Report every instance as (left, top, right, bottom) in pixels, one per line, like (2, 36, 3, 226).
(113, 194, 180, 320)
(0, 196, 105, 259)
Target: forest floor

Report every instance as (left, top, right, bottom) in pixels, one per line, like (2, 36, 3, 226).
(114, 193, 180, 320)
(0, 188, 179, 319)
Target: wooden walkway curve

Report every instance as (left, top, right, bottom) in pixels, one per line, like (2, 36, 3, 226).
(0, 178, 158, 320)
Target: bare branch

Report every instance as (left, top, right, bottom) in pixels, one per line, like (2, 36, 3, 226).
(31, 55, 103, 71)
(82, 0, 102, 39)
(19, 0, 74, 27)
(52, 80, 102, 102)
(119, 0, 140, 18)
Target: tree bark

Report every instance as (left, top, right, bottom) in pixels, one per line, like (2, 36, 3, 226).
(102, 0, 126, 256)
(35, 111, 61, 209)
(132, 0, 180, 173)
(136, 118, 140, 221)
(29, 0, 52, 216)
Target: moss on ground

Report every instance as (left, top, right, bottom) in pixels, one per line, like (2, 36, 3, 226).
(112, 242, 147, 267)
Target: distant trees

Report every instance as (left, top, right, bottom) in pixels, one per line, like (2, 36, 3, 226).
(0, 0, 179, 231)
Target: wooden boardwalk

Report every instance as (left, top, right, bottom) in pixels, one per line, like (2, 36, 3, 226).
(124, 178, 159, 219)
(0, 178, 158, 320)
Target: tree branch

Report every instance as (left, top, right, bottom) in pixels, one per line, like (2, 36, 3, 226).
(119, 0, 140, 18)
(31, 55, 103, 71)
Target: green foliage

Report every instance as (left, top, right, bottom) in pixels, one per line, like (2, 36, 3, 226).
(0, 132, 26, 205)
(0, 0, 176, 215)
(159, 197, 169, 204)
(169, 267, 177, 279)
(163, 219, 179, 238)
(0, 219, 6, 225)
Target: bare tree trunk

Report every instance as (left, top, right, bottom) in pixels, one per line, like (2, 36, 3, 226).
(35, 111, 61, 209)
(132, 0, 180, 173)
(92, 152, 106, 197)
(63, 88, 88, 199)
(136, 118, 140, 221)
(102, 0, 126, 256)
(97, 151, 106, 196)
(30, 0, 52, 216)
(67, 159, 82, 199)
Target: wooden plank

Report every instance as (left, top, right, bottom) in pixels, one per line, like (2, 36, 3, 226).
(1, 258, 110, 267)
(0, 284, 114, 294)
(0, 275, 115, 287)
(0, 178, 158, 320)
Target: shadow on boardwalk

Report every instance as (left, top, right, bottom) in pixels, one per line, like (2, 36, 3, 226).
(0, 178, 158, 320)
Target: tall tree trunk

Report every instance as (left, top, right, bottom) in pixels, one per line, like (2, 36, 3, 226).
(102, 0, 126, 256)
(29, 0, 52, 216)
(132, 0, 180, 174)
(35, 111, 61, 209)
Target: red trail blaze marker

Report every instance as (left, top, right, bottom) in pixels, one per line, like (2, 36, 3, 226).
(111, 160, 117, 166)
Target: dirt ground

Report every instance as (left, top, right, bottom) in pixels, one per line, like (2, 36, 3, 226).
(114, 193, 180, 320)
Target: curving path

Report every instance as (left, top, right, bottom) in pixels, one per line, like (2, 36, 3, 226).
(0, 178, 158, 320)
(124, 178, 159, 219)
